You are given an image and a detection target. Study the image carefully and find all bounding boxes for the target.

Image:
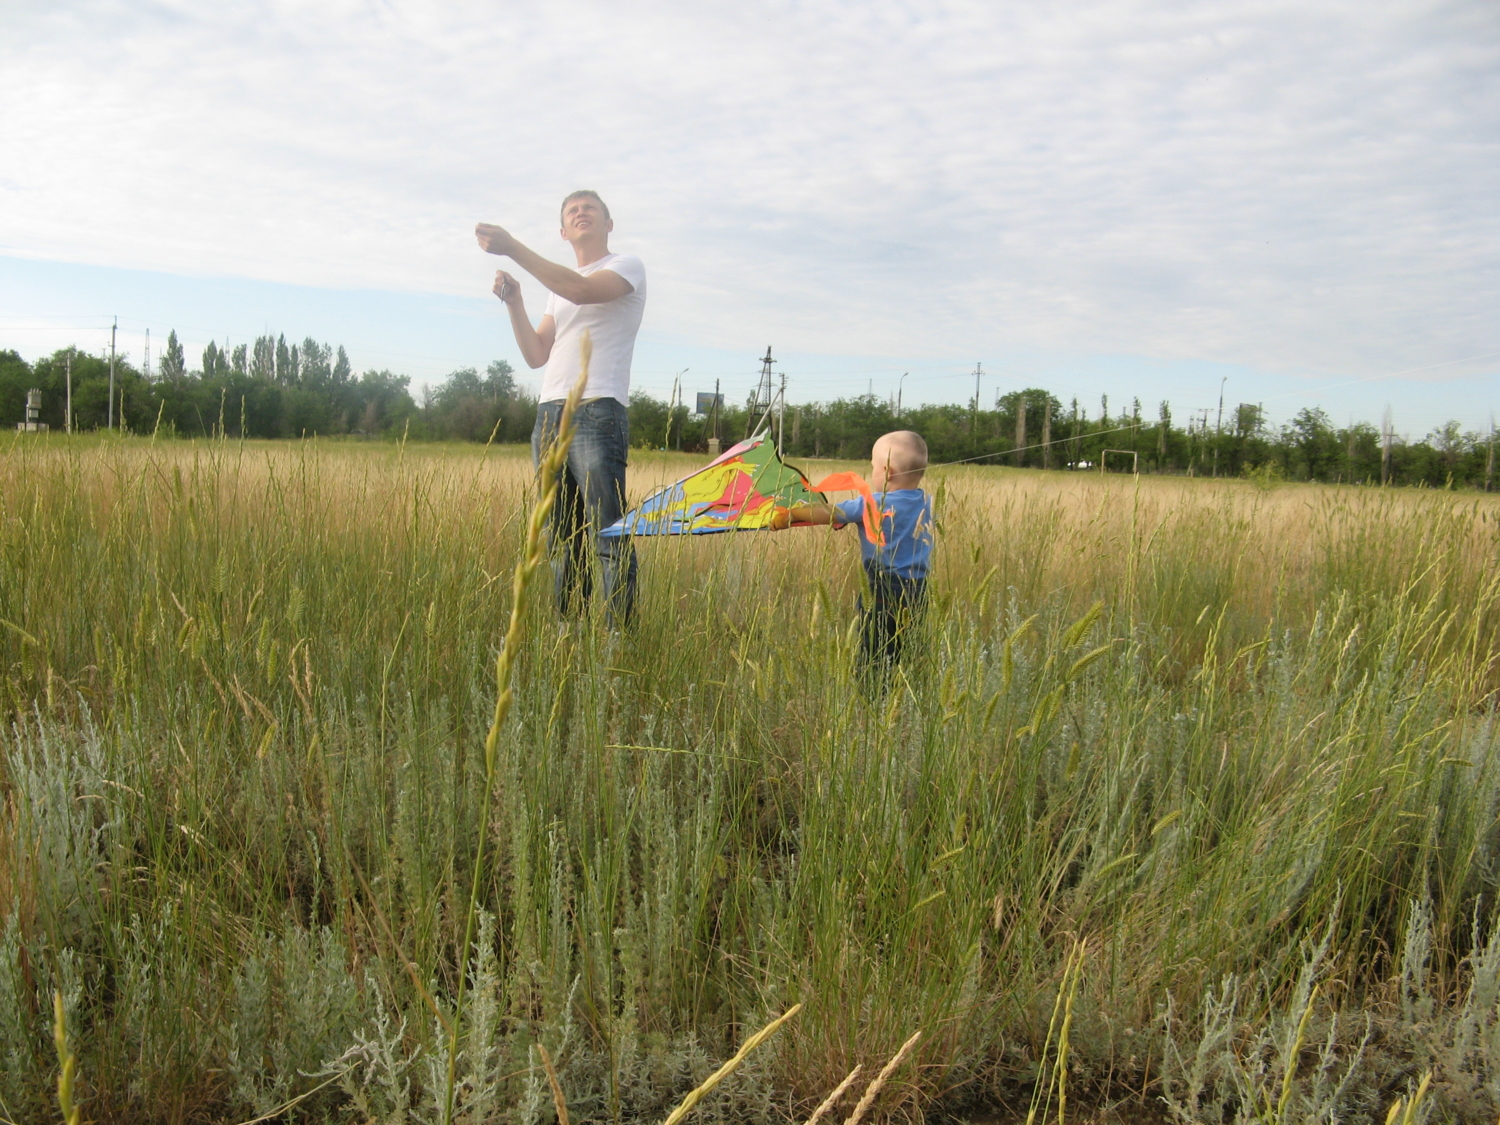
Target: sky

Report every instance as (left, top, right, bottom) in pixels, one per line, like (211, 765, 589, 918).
(2, 0, 1496, 438)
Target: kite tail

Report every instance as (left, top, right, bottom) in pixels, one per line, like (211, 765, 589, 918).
(809, 472, 888, 547)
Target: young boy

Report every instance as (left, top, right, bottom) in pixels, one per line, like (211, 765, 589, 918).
(777, 430, 934, 677)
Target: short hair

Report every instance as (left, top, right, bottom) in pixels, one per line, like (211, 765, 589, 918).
(876, 430, 928, 475)
(560, 190, 610, 224)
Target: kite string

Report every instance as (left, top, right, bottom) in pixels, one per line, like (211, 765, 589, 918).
(926, 422, 1147, 469)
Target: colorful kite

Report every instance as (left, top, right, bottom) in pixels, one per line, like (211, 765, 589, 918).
(601, 434, 824, 537)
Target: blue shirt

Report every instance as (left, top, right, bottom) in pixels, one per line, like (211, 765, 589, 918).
(834, 489, 934, 580)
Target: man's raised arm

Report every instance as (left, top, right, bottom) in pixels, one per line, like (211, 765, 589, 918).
(476, 223, 633, 305)
(491, 270, 556, 369)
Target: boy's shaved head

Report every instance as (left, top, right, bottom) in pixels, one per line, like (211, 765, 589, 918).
(875, 430, 927, 473)
(871, 430, 928, 489)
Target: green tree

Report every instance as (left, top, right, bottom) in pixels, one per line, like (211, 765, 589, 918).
(996, 388, 1064, 467)
(1154, 401, 1173, 470)
(300, 338, 331, 389)
(1427, 421, 1468, 477)
(251, 336, 275, 381)
(202, 341, 231, 379)
(1286, 407, 1339, 481)
(484, 359, 516, 399)
(427, 361, 530, 442)
(0, 349, 32, 424)
(275, 334, 296, 384)
(1339, 421, 1382, 483)
(160, 330, 187, 382)
(355, 369, 418, 435)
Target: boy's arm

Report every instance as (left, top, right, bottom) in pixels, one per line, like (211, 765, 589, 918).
(771, 504, 844, 529)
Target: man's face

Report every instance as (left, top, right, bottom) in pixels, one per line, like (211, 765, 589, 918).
(560, 196, 612, 243)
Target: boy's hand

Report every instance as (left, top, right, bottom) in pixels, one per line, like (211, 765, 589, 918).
(770, 505, 791, 530)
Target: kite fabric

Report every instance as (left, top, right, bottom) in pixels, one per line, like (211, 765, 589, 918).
(601, 434, 825, 537)
(805, 471, 889, 548)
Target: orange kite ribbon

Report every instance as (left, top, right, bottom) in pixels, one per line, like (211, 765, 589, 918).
(810, 471, 889, 547)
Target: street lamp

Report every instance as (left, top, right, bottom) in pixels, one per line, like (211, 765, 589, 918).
(897, 372, 908, 419)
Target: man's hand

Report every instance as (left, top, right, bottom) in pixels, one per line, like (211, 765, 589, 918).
(476, 222, 520, 257)
(492, 270, 522, 305)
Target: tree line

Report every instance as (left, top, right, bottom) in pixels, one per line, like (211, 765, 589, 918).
(0, 332, 528, 444)
(640, 387, 1496, 490)
(2, 336, 1494, 489)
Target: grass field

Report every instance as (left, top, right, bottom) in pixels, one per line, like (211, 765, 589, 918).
(1, 433, 1498, 1124)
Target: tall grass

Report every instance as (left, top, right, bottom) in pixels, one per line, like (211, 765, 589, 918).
(0, 434, 1497, 1122)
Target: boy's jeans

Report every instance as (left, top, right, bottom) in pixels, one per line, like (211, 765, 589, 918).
(859, 562, 927, 676)
(532, 398, 638, 625)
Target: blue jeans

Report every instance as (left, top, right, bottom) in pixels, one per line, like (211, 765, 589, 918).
(532, 398, 638, 624)
(859, 562, 927, 682)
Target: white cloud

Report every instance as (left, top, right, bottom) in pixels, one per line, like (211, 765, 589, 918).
(2, 0, 1496, 381)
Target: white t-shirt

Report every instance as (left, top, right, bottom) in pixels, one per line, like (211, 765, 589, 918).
(539, 252, 647, 405)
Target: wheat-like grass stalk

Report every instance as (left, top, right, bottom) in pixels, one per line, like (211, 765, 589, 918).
(842, 1030, 922, 1125)
(1056, 942, 1082, 1125)
(442, 334, 592, 1125)
(1382, 1070, 1431, 1125)
(53, 991, 82, 1125)
(538, 1043, 570, 1125)
(804, 1065, 863, 1125)
(1271, 982, 1320, 1124)
(1026, 939, 1087, 1125)
(659, 1004, 802, 1125)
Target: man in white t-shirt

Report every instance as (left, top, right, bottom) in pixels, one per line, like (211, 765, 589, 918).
(476, 191, 645, 623)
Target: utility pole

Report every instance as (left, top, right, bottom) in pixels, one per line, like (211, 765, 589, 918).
(144, 328, 151, 381)
(1382, 406, 1393, 485)
(1487, 415, 1495, 493)
(896, 372, 907, 419)
(1213, 377, 1226, 478)
(1190, 408, 1211, 476)
(746, 346, 776, 437)
(1042, 398, 1052, 470)
(664, 368, 686, 451)
(108, 316, 117, 430)
(65, 353, 72, 434)
(1014, 396, 1026, 467)
(971, 361, 983, 432)
(710, 377, 721, 456)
